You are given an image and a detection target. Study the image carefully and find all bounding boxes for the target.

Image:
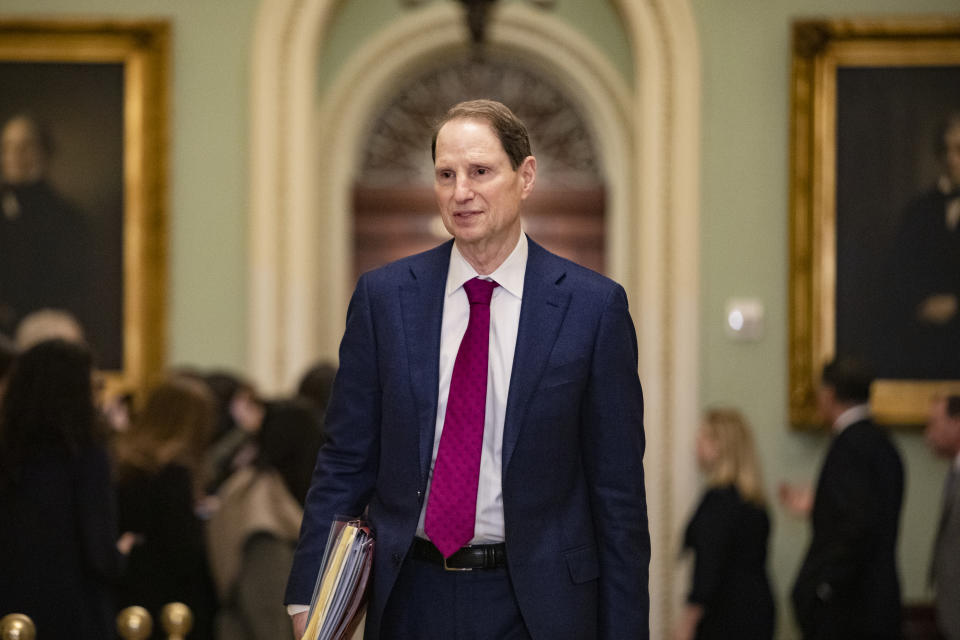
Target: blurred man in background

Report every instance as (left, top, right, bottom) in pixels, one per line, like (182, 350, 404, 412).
(781, 358, 904, 640)
(925, 394, 960, 640)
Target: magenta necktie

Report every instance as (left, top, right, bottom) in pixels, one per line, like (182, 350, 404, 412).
(424, 277, 499, 558)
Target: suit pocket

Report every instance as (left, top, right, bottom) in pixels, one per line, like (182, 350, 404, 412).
(564, 545, 599, 584)
(538, 357, 588, 390)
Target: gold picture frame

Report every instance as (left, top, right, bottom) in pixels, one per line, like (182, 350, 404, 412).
(789, 16, 960, 428)
(0, 19, 169, 398)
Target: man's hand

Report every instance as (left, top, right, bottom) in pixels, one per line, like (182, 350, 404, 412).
(778, 482, 813, 518)
(671, 604, 703, 640)
(292, 611, 308, 639)
(116, 531, 143, 555)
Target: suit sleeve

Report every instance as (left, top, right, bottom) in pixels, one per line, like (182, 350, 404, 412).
(284, 274, 382, 605)
(580, 284, 650, 638)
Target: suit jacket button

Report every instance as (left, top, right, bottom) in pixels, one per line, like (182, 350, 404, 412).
(392, 552, 403, 566)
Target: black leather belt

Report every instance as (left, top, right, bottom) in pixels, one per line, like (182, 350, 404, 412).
(411, 538, 507, 571)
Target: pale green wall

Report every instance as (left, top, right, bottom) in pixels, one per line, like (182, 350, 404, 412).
(316, 0, 406, 92)
(2, 0, 260, 374)
(692, 1, 957, 638)
(2, 1, 956, 637)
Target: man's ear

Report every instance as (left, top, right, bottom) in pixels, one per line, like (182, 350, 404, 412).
(518, 155, 537, 199)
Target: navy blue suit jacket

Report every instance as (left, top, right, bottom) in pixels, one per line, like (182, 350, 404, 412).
(285, 237, 650, 639)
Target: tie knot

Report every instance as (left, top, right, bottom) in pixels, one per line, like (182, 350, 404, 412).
(463, 278, 498, 305)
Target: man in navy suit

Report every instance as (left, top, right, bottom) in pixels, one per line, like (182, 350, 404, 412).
(285, 99, 649, 639)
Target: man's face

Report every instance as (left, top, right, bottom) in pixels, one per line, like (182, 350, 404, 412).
(433, 117, 535, 252)
(943, 123, 960, 188)
(1, 117, 46, 185)
(925, 397, 960, 458)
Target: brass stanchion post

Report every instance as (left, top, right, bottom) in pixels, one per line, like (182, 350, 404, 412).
(0, 614, 35, 640)
(160, 602, 193, 640)
(117, 605, 153, 640)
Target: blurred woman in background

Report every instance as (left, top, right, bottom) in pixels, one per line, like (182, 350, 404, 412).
(674, 407, 775, 640)
(0, 339, 121, 638)
(113, 375, 219, 639)
(207, 398, 325, 640)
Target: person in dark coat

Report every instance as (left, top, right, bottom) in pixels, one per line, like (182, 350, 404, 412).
(0, 339, 121, 639)
(781, 358, 904, 640)
(674, 407, 775, 640)
(113, 375, 219, 639)
(924, 394, 960, 640)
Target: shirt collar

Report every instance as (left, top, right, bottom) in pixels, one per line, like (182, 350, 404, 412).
(832, 403, 871, 433)
(446, 233, 527, 300)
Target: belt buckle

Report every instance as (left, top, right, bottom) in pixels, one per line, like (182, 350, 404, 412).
(442, 555, 473, 572)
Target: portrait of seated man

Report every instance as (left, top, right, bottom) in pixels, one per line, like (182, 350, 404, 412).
(881, 110, 960, 380)
(0, 113, 94, 350)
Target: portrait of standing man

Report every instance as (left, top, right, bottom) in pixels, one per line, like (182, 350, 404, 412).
(285, 99, 650, 639)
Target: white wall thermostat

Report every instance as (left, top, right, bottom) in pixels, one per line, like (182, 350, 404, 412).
(725, 298, 764, 341)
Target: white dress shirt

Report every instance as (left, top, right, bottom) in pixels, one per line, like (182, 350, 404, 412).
(831, 403, 871, 434)
(415, 233, 527, 544)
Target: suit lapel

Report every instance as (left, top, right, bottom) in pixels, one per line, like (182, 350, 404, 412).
(502, 239, 570, 473)
(399, 241, 452, 482)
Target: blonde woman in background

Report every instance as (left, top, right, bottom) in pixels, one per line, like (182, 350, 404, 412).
(674, 408, 775, 640)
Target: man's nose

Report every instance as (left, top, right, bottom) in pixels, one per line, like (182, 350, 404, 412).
(454, 176, 474, 201)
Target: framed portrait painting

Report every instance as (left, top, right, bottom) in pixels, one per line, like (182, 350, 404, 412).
(0, 19, 169, 396)
(789, 16, 960, 427)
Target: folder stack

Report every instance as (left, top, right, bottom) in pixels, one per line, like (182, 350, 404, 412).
(302, 519, 375, 640)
